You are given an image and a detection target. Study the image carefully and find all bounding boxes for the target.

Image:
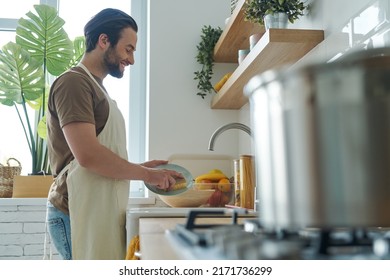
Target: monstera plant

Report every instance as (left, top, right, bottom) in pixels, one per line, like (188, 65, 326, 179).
(0, 4, 85, 175)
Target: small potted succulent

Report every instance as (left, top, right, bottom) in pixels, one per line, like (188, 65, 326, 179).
(244, 0, 308, 30)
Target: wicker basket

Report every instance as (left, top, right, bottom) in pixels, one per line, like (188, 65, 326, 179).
(0, 158, 22, 198)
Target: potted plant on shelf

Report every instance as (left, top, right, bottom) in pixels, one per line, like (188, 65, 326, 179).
(244, 0, 308, 30)
(0, 4, 85, 197)
(194, 25, 223, 99)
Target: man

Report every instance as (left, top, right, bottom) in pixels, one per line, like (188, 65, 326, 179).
(46, 8, 181, 260)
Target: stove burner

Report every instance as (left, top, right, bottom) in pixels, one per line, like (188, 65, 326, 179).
(175, 209, 246, 247)
(168, 209, 390, 260)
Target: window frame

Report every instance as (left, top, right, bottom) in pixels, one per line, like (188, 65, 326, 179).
(128, 0, 148, 198)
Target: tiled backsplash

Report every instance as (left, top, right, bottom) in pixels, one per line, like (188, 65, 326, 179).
(0, 199, 59, 260)
(294, 0, 390, 64)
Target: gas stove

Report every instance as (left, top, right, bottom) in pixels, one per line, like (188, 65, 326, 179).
(165, 209, 390, 260)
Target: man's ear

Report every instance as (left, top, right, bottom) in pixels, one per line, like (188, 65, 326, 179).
(98, 34, 110, 49)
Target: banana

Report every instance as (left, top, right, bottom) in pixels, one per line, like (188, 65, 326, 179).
(209, 169, 223, 174)
(168, 178, 187, 191)
(195, 170, 228, 183)
(214, 73, 232, 92)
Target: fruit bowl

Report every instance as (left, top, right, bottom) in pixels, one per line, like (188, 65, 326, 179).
(158, 182, 234, 208)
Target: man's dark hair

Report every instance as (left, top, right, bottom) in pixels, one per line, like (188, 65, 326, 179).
(84, 8, 138, 52)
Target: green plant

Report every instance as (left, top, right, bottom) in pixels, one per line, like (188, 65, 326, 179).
(0, 4, 85, 175)
(194, 25, 223, 99)
(244, 0, 308, 25)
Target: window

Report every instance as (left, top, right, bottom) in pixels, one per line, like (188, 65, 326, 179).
(0, 0, 147, 197)
(0, 0, 37, 19)
(0, 2, 39, 173)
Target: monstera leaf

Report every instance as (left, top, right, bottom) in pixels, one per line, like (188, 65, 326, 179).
(0, 4, 81, 175)
(15, 4, 73, 76)
(0, 42, 45, 106)
(69, 36, 86, 68)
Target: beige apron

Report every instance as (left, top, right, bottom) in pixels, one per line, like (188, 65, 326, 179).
(67, 64, 129, 259)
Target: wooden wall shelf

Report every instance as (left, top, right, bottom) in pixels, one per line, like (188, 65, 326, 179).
(213, 0, 264, 63)
(211, 28, 325, 109)
(210, 0, 324, 109)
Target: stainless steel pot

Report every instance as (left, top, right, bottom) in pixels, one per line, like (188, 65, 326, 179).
(244, 48, 390, 230)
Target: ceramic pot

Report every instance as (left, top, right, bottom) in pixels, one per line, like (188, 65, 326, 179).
(238, 49, 250, 64)
(249, 33, 263, 50)
(264, 12, 288, 30)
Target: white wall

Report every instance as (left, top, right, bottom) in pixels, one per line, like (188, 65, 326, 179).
(147, 0, 390, 162)
(147, 0, 243, 162)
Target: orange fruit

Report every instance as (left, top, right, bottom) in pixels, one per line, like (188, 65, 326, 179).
(217, 178, 231, 192)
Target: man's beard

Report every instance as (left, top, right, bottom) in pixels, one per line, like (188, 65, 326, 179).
(104, 48, 124, 78)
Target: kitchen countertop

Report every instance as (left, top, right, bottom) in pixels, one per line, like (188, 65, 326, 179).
(139, 214, 255, 260)
(126, 207, 228, 246)
(139, 217, 187, 259)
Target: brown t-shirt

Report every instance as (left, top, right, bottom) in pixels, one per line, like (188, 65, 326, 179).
(47, 66, 109, 215)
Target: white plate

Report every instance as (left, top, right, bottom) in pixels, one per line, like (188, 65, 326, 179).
(144, 163, 193, 196)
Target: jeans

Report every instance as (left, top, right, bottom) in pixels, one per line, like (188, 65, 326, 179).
(46, 202, 72, 260)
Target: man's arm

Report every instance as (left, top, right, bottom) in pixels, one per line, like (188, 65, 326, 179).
(62, 121, 179, 189)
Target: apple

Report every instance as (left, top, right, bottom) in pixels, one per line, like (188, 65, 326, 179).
(208, 189, 223, 207)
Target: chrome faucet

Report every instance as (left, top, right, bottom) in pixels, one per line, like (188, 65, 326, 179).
(208, 122, 252, 151)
